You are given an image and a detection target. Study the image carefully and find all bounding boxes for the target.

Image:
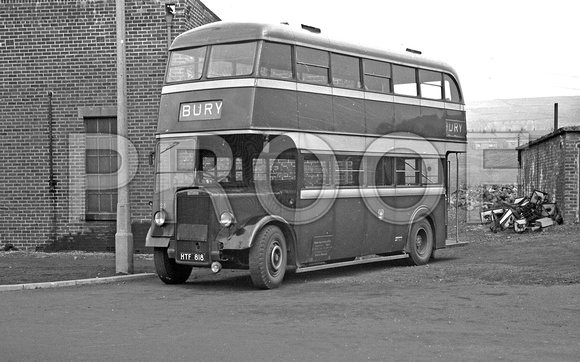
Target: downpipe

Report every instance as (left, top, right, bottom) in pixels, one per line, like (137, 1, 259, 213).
(47, 91, 57, 244)
(577, 142, 580, 223)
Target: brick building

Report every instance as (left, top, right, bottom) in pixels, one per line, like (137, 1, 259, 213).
(518, 127, 580, 224)
(0, 0, 219, 250)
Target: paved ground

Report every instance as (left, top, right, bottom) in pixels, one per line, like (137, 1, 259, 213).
(2, 222, 579, 288)
(1, 222, 579, 360)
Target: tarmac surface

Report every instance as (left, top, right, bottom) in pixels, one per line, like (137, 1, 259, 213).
(3, 255, 580, 361)
(2, 223, 580, 360)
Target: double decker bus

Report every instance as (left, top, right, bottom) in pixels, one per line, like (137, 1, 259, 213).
(146, 22, 467, 289)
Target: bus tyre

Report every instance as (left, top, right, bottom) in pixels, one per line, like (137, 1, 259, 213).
(154, 247, 193, 284)
(407, 219, 434, 266)
(249, 225, 287, 289)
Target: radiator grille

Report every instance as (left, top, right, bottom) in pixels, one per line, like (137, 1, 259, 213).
(176, 192, 211, 241)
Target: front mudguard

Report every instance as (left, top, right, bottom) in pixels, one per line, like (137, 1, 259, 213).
(217, 215, 291, 250)
(145, 225, 170, 248)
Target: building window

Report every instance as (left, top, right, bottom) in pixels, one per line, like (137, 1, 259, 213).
(85, 117, 118, 220)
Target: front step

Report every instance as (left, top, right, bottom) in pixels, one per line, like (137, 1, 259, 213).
(295, 253, 408, 274)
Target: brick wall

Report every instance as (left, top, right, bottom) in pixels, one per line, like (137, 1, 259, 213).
(519, 129, 580, 223)
(0, 0, 219, 250)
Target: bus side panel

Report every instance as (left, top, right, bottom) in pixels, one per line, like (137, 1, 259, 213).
(364, 99, 395, 135)
(297, 92, 334, 132)
(293, 207, 334, 264)
(432, 198, 447, 249)
(395, 194, 446, 249)
(227, 193, 268, 225)
(253, 88, 299, 130)
(420, 106, 446, 139)
(362, 198, 401, 255)
(331, 197, 365, 259)
(333, 96, 366, 134)
(395, 103, 461, 140)
(394, 103, 422, 136)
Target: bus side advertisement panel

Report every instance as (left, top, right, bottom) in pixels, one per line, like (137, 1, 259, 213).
(419, 106, 446, 139)
(157, 88, 255, 134)
(393, 103, 422, 136)
(364, 100, 395, 135)
(297, 92, 334, 132)
(333, 96, 365, 134)
(253, 88, 299, 130)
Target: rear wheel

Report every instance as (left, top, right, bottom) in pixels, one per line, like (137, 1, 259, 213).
(249, 225, 287, 289)
(407, 219, 434, 266)
(154, 247, 193, 284)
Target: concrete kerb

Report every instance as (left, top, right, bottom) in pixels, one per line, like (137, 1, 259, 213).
(0, 273, 156, 292)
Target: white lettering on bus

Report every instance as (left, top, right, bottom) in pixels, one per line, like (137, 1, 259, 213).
(180, 101, 223, 121)
(193, 104, 202, 116)
(447, 122, 462, 133)
(182, 105, 190, 117)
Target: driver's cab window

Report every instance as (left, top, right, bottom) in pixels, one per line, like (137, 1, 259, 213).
(199, 150, 241, 184)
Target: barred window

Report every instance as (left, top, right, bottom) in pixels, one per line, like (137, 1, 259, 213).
(85, 117, 118, 220)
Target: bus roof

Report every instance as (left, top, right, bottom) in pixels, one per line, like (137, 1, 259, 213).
(171, 21, 460, 77)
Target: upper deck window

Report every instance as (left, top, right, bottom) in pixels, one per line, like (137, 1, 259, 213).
(419, 69, 443, 100)
(444, 74, 462, 102)
(166, 47, 207, 83)
(296, 46, 329, 85)
(259, 42, 293, 79)
(393, 65, 418, 97)
(207, 42, 257, 78)
(363, 59, 391, 93)
(331, 54, 361, 89)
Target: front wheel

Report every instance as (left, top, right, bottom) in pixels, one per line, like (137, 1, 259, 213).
(249, 225, 287, 289)
(407, 219, 434, 266)
(154, 247, 193, 284)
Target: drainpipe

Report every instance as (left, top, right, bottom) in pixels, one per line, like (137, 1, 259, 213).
(48, 91, 57, 244)
(165, 4, 175, 52)
(577, 142, 580, 223)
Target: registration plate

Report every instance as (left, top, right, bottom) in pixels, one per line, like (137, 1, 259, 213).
(178, 252, 207, 262)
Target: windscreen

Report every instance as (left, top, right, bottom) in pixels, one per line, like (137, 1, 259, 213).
(154, 135, 297, 194)
(165, 47, 207, 83)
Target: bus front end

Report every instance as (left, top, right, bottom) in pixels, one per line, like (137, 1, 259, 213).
(147, 134, 297, 289)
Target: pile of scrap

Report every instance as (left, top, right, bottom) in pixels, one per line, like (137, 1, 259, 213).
(451, 184, 518, 212)
(480, 190, 563, 233)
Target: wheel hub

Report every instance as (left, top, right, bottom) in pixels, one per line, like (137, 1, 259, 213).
(270, 243, 282, 272)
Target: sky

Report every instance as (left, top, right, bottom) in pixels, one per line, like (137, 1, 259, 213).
(201, 0, 580, 103)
